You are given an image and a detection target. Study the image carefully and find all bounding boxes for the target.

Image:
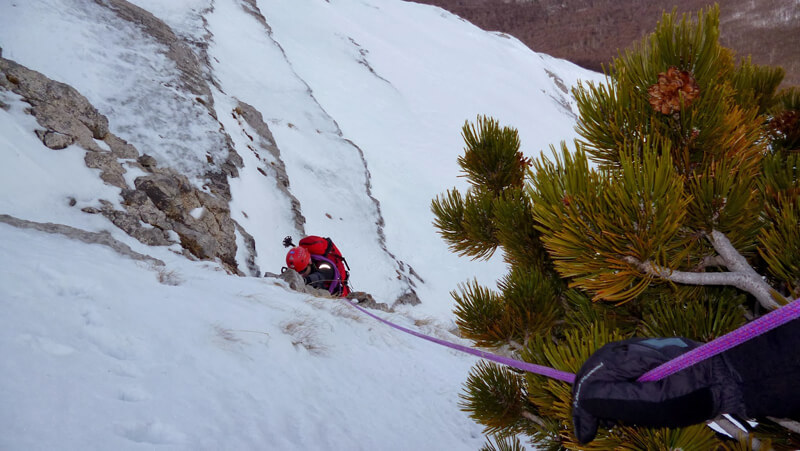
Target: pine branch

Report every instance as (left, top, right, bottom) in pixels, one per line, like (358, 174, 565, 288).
(695, 255, 726, 270)
(767, 417, 800, 435)
(521, 410, 546, 427)
(708, 230, 784, 310)
(625, 230, 783, 310)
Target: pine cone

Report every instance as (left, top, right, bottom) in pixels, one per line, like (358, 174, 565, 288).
(647, 67, 700, 115)
(768, 110, 798, 138)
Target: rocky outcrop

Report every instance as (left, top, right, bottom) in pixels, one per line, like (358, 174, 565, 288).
(0, 55, 241, 273)
(0, 214, 164, 267)
(233, 100, 306, 233)
(93, 0, 243, 202)
(271, 269, 335, 298)
(268, 269, 393, 311)
(347, 291, 392, 312)
(94, 0, 214, 111)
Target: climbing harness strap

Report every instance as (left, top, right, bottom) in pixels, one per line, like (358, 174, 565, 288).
(342, 296, 800, 385)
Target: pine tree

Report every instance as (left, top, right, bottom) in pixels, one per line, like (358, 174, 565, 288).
(432, 6, 800, 450)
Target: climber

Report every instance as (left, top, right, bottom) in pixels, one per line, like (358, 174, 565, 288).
(283, 235, 351, 296)
(571, 317, 800, 444)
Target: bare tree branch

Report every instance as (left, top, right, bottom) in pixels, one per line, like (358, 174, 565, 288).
(622, 229, 782, 310)
(521, 410, 546, 427)
(695, 254, 727, 270)
(767, 417, 800, 435)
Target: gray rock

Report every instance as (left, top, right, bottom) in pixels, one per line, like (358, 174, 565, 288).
(235, 221, 261, 277)
(276, 269, 333, 297)
(84, 150, 128, 189)
(347, 291, 392, 312)
(1, 55, 241, 274)
(35, 129, 75, 150)
(0, 214, 164, 267)
(104, 134, 139, 159)
(393, 291, 422, 307)
(0, 58, 108, 152)
(234, 100, 306, 233)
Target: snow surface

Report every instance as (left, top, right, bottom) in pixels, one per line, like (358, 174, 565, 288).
(0, 0, 604, 449)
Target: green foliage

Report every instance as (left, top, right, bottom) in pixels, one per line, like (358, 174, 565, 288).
(731, 58, 785, 115)
(452, 281, 506, 347)
(460, 362, 533, 436)
(492, 187, 552, 270)
(431, 117, 537, 261)
(530, 142, 691, 301)
(758, 195, 800, 295)
(608, 424, 721, 451)
(638, 287, 748, 341)
(433, 4, 798, 450)
(459, 116, 527, 194)
(479, 434, 527, 451)
(452, 266, 561, 348)
(432, 187, 499, 260)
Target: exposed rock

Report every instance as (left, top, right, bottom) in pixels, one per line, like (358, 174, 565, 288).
(1, 55, 241, 273)
(347, 291, 392, 312)
(234, 100, 306, 233)
(0, 214, 164, 267)
(95, 0, 245, 200)
(84, 199, 173, 247)
(105, 134, 139, 159)
(129, 171, 239, 269)
(35, 129, 75, 150)
(0, 58, 108, 152)
(393, 291, 422, 307)
(273, 269, 334, 297)
(93, 0, 213, 109)
(238, 0, 273, 34)
(137, 154, 158, 169)
(234, 221, 261, 277)
(84, 150, 128, 189)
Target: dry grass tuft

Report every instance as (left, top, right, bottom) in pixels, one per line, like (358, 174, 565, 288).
(281, 317, 328, 356)
(155, 266, 183, 286)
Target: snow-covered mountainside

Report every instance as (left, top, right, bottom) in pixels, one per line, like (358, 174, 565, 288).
(0, 0, 601, 449)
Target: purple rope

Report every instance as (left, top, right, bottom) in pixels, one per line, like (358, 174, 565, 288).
(340, 298, 576, 383)
(341, 295, 800, 385)
(638, 296, 800, 382)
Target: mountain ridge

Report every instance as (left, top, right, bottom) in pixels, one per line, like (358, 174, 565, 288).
(410, 0, 800, 88)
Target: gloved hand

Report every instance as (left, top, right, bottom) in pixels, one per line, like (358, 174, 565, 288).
(282, 236, 294, 248)
(571, 319, 800, 444)
(571, 337, 741, 443)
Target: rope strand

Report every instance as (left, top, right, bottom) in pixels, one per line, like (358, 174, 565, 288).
(340, 296, 800, 385)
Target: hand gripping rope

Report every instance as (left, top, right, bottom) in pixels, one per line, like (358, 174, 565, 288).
(341, 296, 800, 384)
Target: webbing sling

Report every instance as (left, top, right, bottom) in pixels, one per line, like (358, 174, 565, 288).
(341, 296, 800, 384)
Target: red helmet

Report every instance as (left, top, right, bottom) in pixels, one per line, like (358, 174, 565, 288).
(286, 246, 310, 272)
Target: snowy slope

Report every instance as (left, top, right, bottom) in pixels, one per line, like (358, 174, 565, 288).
(0, 224, 486, 450)
(0, 0, 602, 449)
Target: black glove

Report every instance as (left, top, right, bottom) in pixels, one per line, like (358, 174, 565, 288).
(572, 319, 800, 444)
(571, 337, 740, 443)
(282, 236, 294, 248)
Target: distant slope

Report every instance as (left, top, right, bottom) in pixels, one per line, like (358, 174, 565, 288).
(0, 0, 602, 314)
(410, 0, 800, 88)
